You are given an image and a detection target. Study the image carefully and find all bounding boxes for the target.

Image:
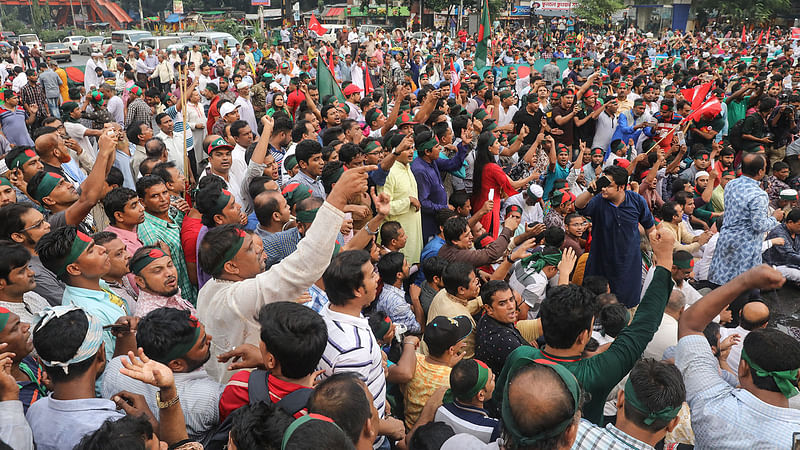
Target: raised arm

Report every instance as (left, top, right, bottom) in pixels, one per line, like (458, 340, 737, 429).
(65, 127, 116, 226)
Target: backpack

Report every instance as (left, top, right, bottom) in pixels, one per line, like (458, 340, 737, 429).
(205, 370, 313, 450)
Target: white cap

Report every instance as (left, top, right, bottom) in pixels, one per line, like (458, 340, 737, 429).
(91, 52, 102, 57)
(219, 103, 240, 117)
(527, 183, 544, 199)
(780, 188, 798, 200)
(694, 170, 709, 181)
(237, 80, 251, 90)
(269, 81, 285, 92)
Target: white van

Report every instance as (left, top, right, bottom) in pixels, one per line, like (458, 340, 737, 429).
(110, 30, 152, 54)
(18, 34, 41, 48)
(194, 32, 239, 49)
(136, 36, 182, 52)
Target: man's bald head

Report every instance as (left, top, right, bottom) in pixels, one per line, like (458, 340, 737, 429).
(666, 289, 686, 315)
(740, 301, 770, 331)
(34, 133, 59, 159)
(506, 364, 579, 449)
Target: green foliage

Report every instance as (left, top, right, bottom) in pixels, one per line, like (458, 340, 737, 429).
(574, 0, 625, 25)
(214, 19, 243, 40)
(1, 17, 28, 35)
(39, 29, 72, 43)
(696, 0, 790, 23)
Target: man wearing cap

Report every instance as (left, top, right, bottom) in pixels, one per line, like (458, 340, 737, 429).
(125, 85, 151, 130)
(212, 101, 240, 139)
(128, 245, 196, 318)
(101, 307, 219, 443)
(0, 89, 35, 147)
(544, 188, 575, 231)
(234, 81, 259, 140)
(504, 183, 544, 227)
(343, 84, 364, 122)
(676, 264, 800, 447)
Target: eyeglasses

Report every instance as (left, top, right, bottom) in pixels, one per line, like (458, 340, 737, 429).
(21, 218, 46, 232)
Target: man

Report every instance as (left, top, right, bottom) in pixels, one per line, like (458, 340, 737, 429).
(504, 184, 544, 226)
(0, 241, 50, 324)
(764, 208, 800, 282)
(26, 305, 137, 450)
(229, 120, 252, 195)
(261, 196, 321, 268)
(544, 188, 575, 231)
(92, 231, 136, 310)
(288, 139, 326, 199)
(252, 189, 291, 241)
(571, 358, 686, 449)
(576, 165, 656, 308)
(38, 62, 62, 118)
(151, 161, 188, 219)
(719, 301, 770, 373)
(234, 81, 259, 140)
(201, 137, 245, 208)
(129, 246, 196, 318)
(709, 154, 782, 286)
(61, 102, 105, 158)
(0, 89, 36, 146)
(438, 216, 519, 268)
(676, 265, 800, 447)
(100, 307, 220, 443)
(659, 201, 712, 253)
(375, 252, 422, 334)
(135, 175, 197, 305)
(196, 165, 371, 382)
(153, 113, 184, 174)
(474, 280, 529, 375)
(127, 121, 154, 176)
(612, 99, 655, 151)
(512, 93, 544, 146)
(426, 262, 482, 359)
(433, 358, 500, 444)
(212, 102, 240, 139)
(512, 228, 674, 424)
(643, 289, 685, 360)
(125, 85, 151, 129)
(307, 373, 380, 450)
(316, 250, 406, 448)
(19, 69, 49, 128)
(542, 58, 560, 88)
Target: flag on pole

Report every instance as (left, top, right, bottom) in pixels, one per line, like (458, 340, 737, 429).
(308, 14, 328, 37)
(451, 60, 461, 95)
(317, 55, 346, 103)
(681, 81, 713, 110)
(685, 97, 722, 123)
(766, 26, 771, 43)
(364, 63, 374, 95)
(756, 30, 764, 45)
(475, 0, 491, 69)
(741, 25, 746, 43)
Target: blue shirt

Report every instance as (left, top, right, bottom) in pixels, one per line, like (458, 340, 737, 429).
(0, 106, 33, 146)
(25, 396, 124, 450)
(709, 176, 778, 285)
(113, 149, 135, 189)
(543, 162, 570, 200)
(263, 227, 302, 268)
(610, 110, 655, 153)
(411, 147, 469, 242)
(579, 191, 655, 307)
(61, 281, 128, 362)
(421, 235, 445, 263)
(376, 284, 420, 334)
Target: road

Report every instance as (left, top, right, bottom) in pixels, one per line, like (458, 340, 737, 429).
(60, 53, 89, 68)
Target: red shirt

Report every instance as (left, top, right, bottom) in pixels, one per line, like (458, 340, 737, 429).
(218, 370, 310, 421)
(206, 96, 221, 132)
(286, 89, 305, 118)
(180, 215, 203, 264)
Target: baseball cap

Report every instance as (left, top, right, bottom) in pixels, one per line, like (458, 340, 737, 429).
(219, 103, 240, 117)
(207, 137, 233, 155)
(343, 84, 363, 96)
(424, 315, 473, 356)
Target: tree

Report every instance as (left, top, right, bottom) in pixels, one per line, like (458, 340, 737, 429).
(694, 0, 789, 24)
(573, 0, 624, 26)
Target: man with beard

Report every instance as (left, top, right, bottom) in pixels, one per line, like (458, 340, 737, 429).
(128, 245, 196, 318)
(100, 307, 221, 443)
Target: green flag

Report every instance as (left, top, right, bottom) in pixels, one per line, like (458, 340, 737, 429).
(475, 0, 491, 69)
(316, 54, 346, 103)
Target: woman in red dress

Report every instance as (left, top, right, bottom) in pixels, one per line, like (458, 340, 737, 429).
(472, 131, 537, 238)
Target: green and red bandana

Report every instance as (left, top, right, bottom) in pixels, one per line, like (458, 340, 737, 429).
(362, 140, 381, 154)
(131, 248, 168, 275)
(57, 231, 92, 276)
(0, 177, 11, 188)
(128, 85, 143, 96)
(506, 204, 522, 216)
(212, 189, 233, 215)
(557, 144, 570, 156)
(282, 414, 342, 450)
(396, 111, 416, 126)
(472, 108, 488, 121)
(0, 306, 10, 333)
(162, 314, 202, 362)
(373, 316, 392, 340)
(213, 228, 246, 275)
(591, 147, 604, 156)
(9, 148, 36, 169)
(674, 257, 694, 270)
(281, 183, 312, 209)
(444, 359, 490, 403)
(32, 172, 63, 203)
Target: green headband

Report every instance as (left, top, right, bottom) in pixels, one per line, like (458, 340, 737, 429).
(33, 172, 63, 203)
(321, 166, 344, 188)
(9, 148, 36, 169)
(365, 109, 381, 125)
(674, 257, 694, 270)
(623, 377, 683, 425)
(57, 231, 92, 277)
(473, 109, 488, 121)
(0, 177, 11, 188)
(362, 140, 380, 154)
(282, 183, 312, 208)
(521, 250, 562, 272)
(444, 359, 490, 403)
(417, 138, 437, 153)
(373, 316, 392, 340)
(282, 414, 343, 450)
(0, 306, 10, 333)
(741, 348, 800, 399)
(296, 207, 320, 224)
(486, 134, 497, 148)
(131, 248, 168, 275)
(284, 155, 298, 171)
(213, 228, 246, 275)
(212, 189, 233, 216)
(161, 315, 202, 362)
(499, 90, 514, 100)
(500, 348, 581, 445)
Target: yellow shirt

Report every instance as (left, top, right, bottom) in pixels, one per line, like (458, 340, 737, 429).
(402, 354, 451, 429)
(425, 290, 482, 359)
(382, 161, 422, 264)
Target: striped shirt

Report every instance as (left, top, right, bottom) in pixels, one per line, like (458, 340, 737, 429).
(318, 305, 386, 447)
(434, 402, 501, 444)
(263, 227, 301, 268)
(165, 105, 194, 156)
(126, 98, 152, 129)
(138, 211, 198, 304)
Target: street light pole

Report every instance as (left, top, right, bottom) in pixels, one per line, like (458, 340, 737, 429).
(139, 0, 144, 30)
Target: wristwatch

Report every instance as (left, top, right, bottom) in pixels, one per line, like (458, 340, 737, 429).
(506, 255, 516, 264)
(156, 391, 179, 409)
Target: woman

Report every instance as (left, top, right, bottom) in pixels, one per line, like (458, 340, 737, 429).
(265, 93, 291, 118)
(186, 89, 207, 172)
(471, 131, 537, 238)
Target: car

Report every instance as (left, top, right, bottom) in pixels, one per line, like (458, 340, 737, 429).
(62, 36, 85, 53)
(136, 36, 181, 52)
(44, 42, 71, 62)
(194, 32, 239, 49)
(18, 34, 41, 49)
(166, 37, 206, 53)
(77, 36, 106, 55)
(110, 30, 152, 55)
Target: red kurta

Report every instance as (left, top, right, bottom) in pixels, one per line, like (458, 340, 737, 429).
(472, 163, 518, 238)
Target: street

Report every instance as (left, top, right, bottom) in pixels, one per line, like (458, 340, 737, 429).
(58, 53, 89, 68)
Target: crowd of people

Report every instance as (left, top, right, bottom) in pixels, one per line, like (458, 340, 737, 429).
(0, 20, 799, 450)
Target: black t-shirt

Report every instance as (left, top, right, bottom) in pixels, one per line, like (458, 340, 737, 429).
(575, 105, 598, 147)
(550, 104, 575, 147)
(513, 107, 543, 145)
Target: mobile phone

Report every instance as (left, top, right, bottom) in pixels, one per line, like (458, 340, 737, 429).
(792, 432, 800, 450)
(103, 324, 129, 331)
(488, 188, 495, 200)
(595, 176, 612, 191)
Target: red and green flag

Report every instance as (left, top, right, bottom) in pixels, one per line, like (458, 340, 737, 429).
(475, 0, 491, 69)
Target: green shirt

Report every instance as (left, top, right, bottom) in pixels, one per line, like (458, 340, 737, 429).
(495, 267, 674, 424)
(137, 210, 197, 304)
(727, 96, 749, 129)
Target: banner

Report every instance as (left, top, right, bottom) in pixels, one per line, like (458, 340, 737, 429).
(531, 1, 575, 14)
(251, 0, 271, 5)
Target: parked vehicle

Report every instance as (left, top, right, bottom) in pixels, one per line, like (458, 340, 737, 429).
(194, 32, 239, 49)
(62, 36, 84, 53)
(0, 31, 15, 42)
(136, 36, 181, 52)
(100, 38, 113, 56)
(77, 36, 105, 55)
(18, 34, 41, 49)
(44, 42, 71, 62)
(110, 30, 152, 55)
(166, 36, 206, 53)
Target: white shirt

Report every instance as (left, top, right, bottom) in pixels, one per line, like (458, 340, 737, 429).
(497, 104, 518, 127)
(107, 95, 124, 126)
(64, 122, 96, 159)
(719, 325, 750, 373)
(156, 131, 184, 174)
(234, 96, 259, 140)
(350, 63, 364, 90)
(11, 72, 27, 93)
(643, 313, 679, 360)
(504, 192, 543, 226)
(230, 144, 248, 200)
